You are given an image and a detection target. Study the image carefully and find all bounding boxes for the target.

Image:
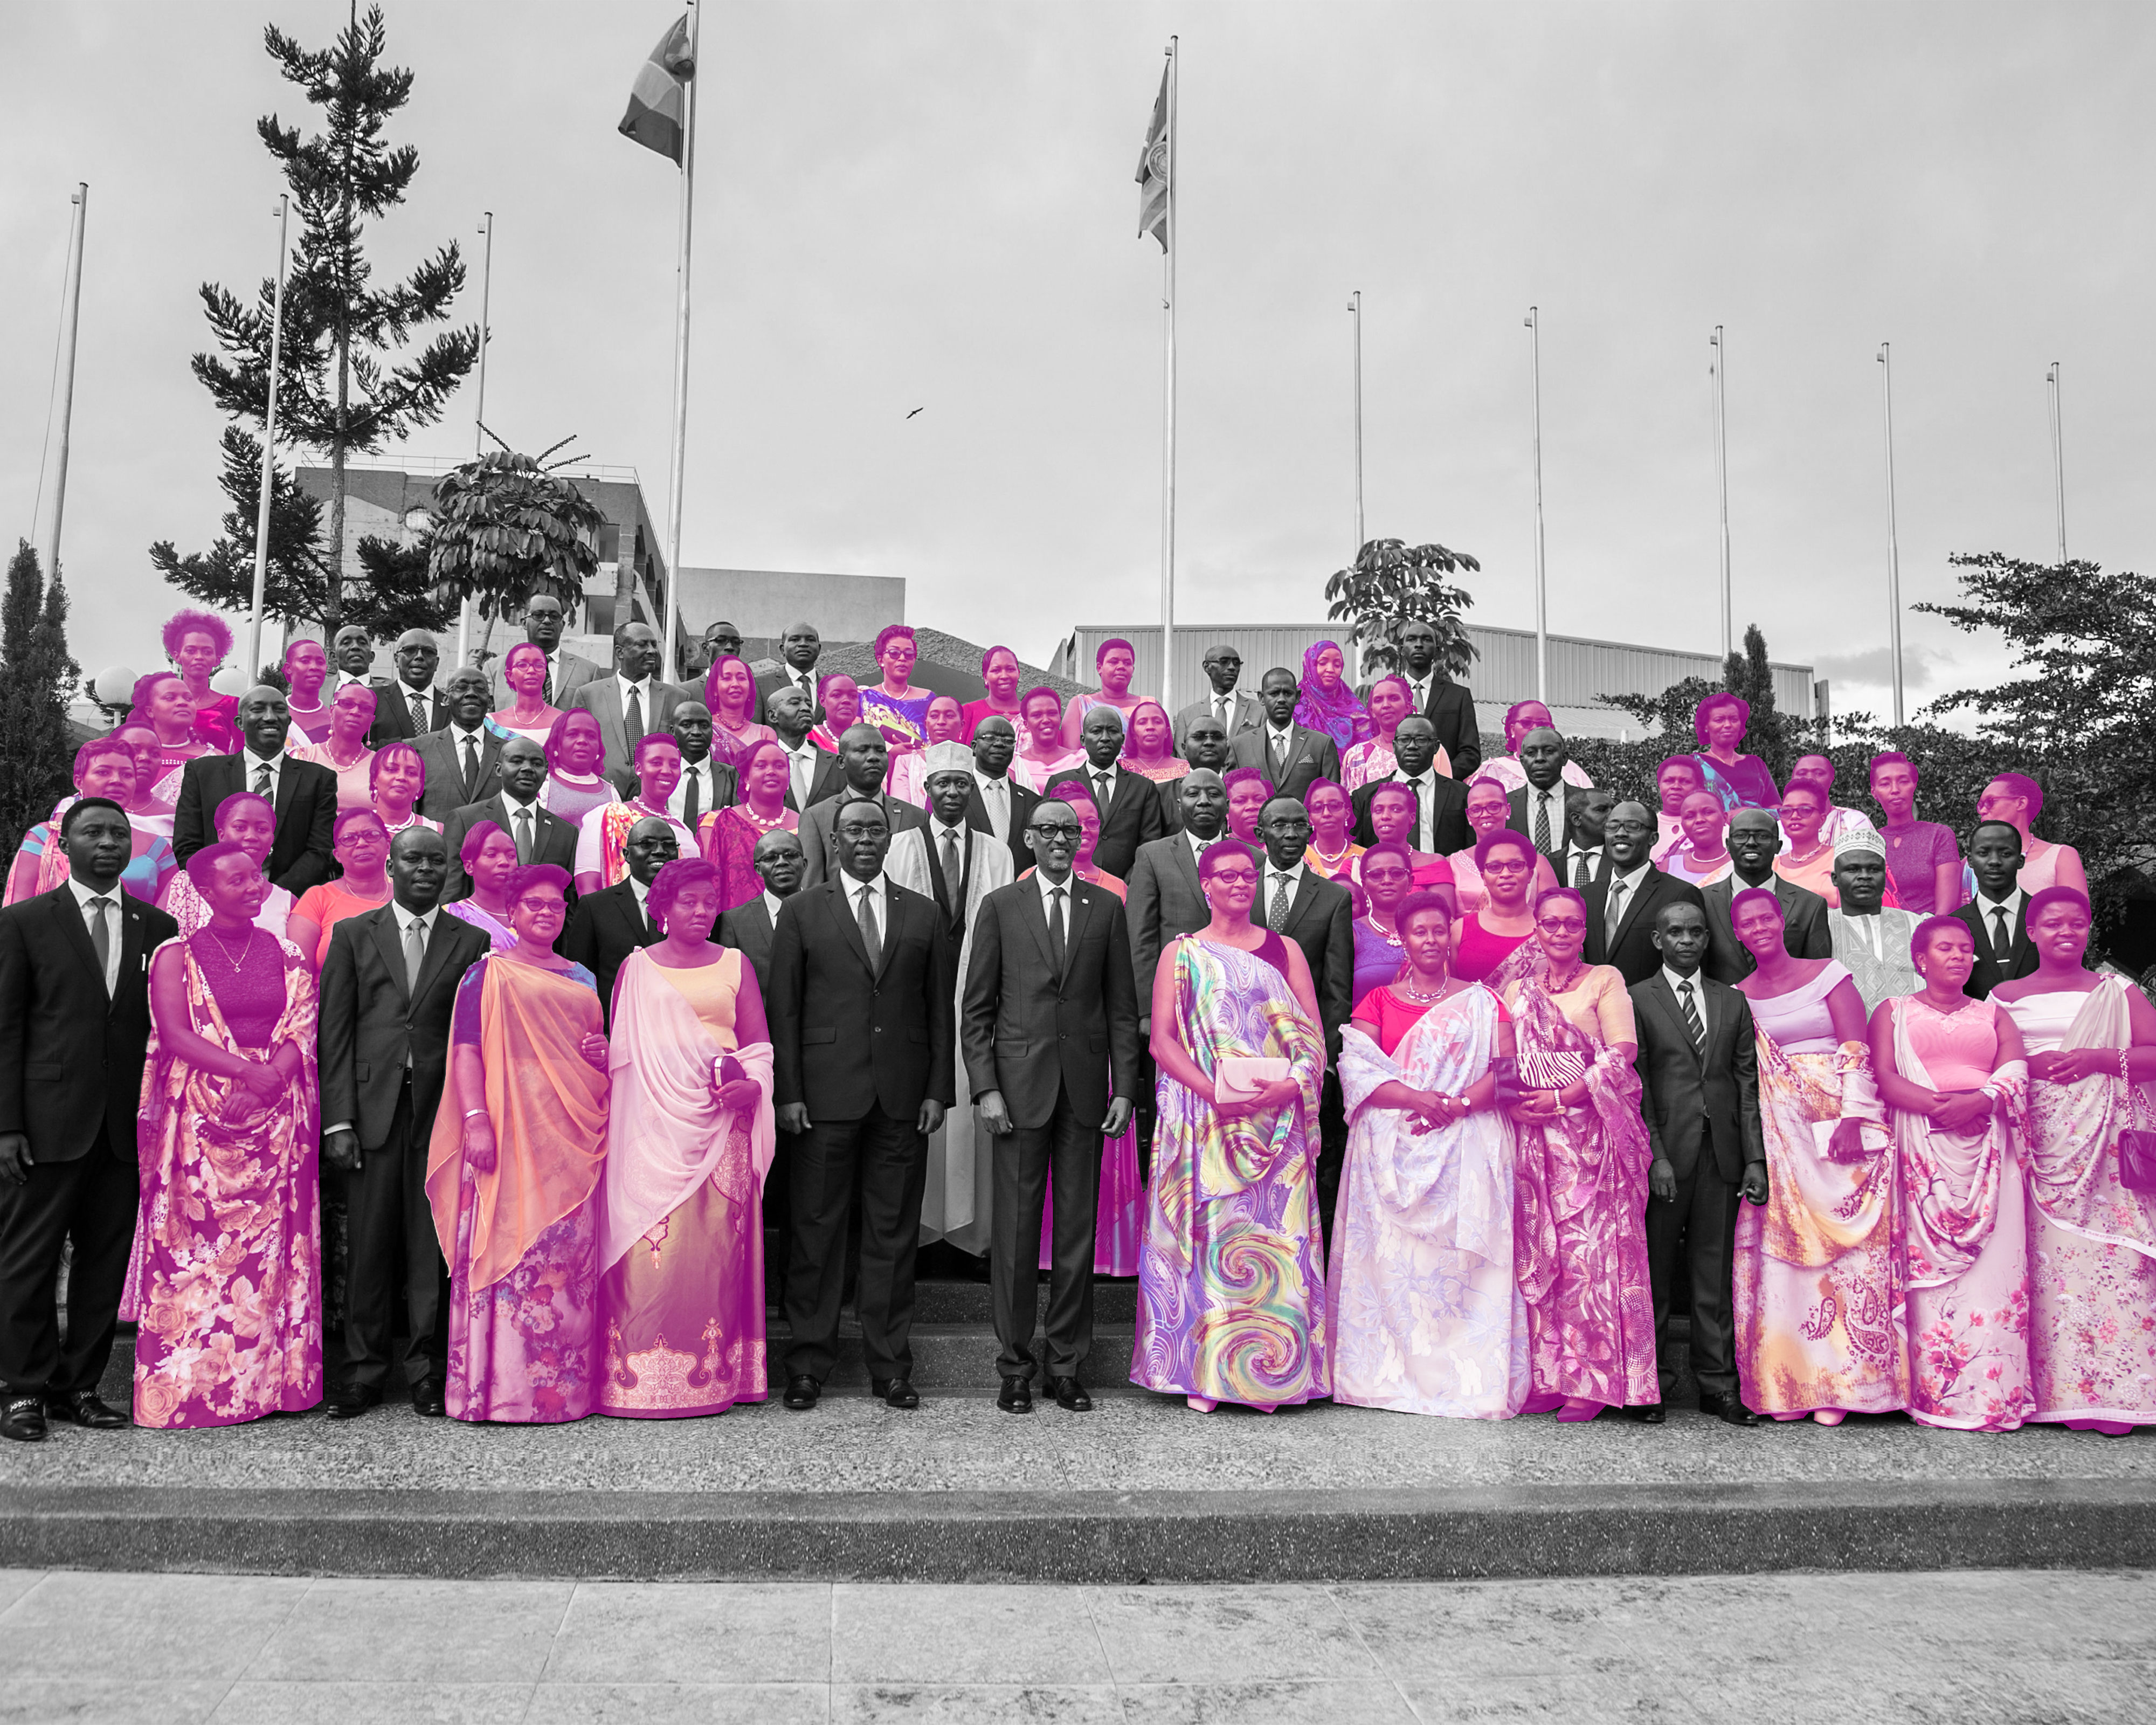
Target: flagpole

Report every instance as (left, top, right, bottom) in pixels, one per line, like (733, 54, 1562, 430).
(36, 183, 88, 591)
(661, 2, 701, 687)
(458, 209, 493, 669)
(1158, 37, 1178, 715)
(246, 191, 290, 678)
(1349, 289, 1365, 557)
(1524, 305, 1547, 706)
(1877, 342, 1904, 727)
(1710, 324, 1731, 657)
(2047, 361, 2066, 566)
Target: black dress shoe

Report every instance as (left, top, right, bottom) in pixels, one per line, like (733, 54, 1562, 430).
(872, 1377, 920, 1409)
(782, 1375, 821, 1411)
(0, 1397, 46, 1443)
(46, 1391, 127, 1430)
(1699, 1392, 1763, 1427)
(1049, 1376, 1092, 1412)
(1623, 1402, 1666, 1424)
(997, 1376, 1033, 1413)
(410, 1381, 446, 1418)
(326, 1383, 382, 1421)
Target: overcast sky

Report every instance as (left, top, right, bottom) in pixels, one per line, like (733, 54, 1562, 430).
(4, 2, 2150, 723)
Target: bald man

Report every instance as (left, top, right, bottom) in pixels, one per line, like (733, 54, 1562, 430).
(170, 685, 338, 890)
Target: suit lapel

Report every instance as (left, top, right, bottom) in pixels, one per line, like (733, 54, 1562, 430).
(874, 880, 901, 983)
(828, 879, 875, 976)
(1642, 972, 1702, 1067)
(412, 909, 467, 1003)
(1612, 870, 1662, 951)
(272, 757, 299, 823)
(370, 908, 412, 1006)
(1061, 881, 1097, 984)
(1020, 874, 1059, 977)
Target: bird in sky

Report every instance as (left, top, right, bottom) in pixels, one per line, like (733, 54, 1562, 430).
(904, 406, 924, 419)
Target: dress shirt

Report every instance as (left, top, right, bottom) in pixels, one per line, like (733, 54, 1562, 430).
(783, 739, 822, 809)
(839, 869, 890, 947)
(240, 747, 285, 802)
(445, 720, 489, 789)
(1661, 964, 1711, 1041)
(972, 769, 1012, 840)
(66, 875, 123, 996)
(627, 873, 654, 931)
(1186, 829, 1218, 868)
(1603, 860, 1651, 937)
(762, 889, 787, 924)
(616, 675, 658, 736)
(1262, 859, 1305, 927)
(393, 682, 439, 728)
(497, 789, 542, 862)
(1263, 722, 1297, 771)
(1209, 687, 1240, 726)
(1082, 762, 1121, 806)
(1391, 771, 1435, 849)
(1405, 673, 1434, 713)
(1034, 866, 1076, 912)
(1974, 887, 2025, 953)
(785, 664, 819, 705)
(1560, 843, 1605, 887)
(1522, 782, 1566, 850)
(669, 755, 722, 826)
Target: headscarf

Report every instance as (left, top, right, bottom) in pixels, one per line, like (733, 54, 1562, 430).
(1293, 640, 1373, 751)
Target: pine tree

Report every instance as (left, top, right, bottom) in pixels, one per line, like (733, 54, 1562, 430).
(1719, 622, 1794, 787)
(0, 543, 81, 857)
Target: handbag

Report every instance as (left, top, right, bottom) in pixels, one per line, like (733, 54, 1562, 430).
(2118, 1049, 2156, 1194)
(1215, 1057, 1290, 1106)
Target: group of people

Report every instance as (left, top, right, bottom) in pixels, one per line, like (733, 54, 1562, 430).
(0, 600, 2148, 1444)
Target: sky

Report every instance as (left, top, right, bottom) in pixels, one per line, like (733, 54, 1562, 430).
(3, 1, 2152, 727)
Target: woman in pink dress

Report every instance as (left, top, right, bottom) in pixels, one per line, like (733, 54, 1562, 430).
(1729, 886, 1899, 1424)
(1499, 888, 1657, 1422)
(599, 859, 774, 1418)
(292, 680, 378, 809)
(487, 642, 564, 748)
(1342, 675, 1426, 790)
(1995, 887, 2156, 1435)
(5, 739, 176, 907)
(445, 821, 519, 950)
(162, 608, 240, 754)
(1451, 830, 1538, 983)
(369, 741, 441, 839)
(281, 638, 334, 746)
(1061, 637, 1143, 748)
(1224, 767, 1272, 849)
(1364, 783, 1457, 900)
(889, 694, 965, 804)
(287, 809, 394, 968)
(1874, 916, 2031, 1431)
(1691, 692, 1779, 811)
(1977, 771, 2089, 901)
(1662, 790, 1735, 890)
(1118, 699, 1186, 786)
(132, 842, 320, 1427)
(127, 671, 216, 810)
(1302, 778, 1363, 883)
(808, 672, 862, 754)
(1013, 684, 1080, 791)
(959, 644, 1024, 741)
(703, 653, 778, 768)
(540, 709, 620, 830)
(427, 864, 610, 1424)
(698, 738, 796, 913)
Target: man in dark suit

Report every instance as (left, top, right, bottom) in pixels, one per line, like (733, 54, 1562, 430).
(770, 799, 953, 1412)
(1584, 802, 1705, 986)
(796, 726, 929, 886)
(367, 629, 450, 744)
(965, 802, 1141, 1413)
(1229, 667, 1342, 805)
(718, 828, 808, 1298)
(1349, 717, 1470, 854)
(485, 592, 605, 709)
(643, 702, 734, 830)
(963, 716, 1040, 873)
(317, 827, 490, 1420)
(172, 686, 338, 892)
(765, 686, 845, 815)
(1045, 706, 1168, 881)
(1630, 900, 1768, 1426)
(1507, 727, 1576, 868)
(1127, 771, 1227, 1029)
(0, 801, 177, 1440)
(1703, 809, 1832, 984)
(1170, 643, 1262, 752)
(1385, 619, 1482, 780)
(559, 816, 685, 1025)
(1160, 713, 1233, 831)
(756, 619, 825, 725)
(566, 623, 689, 781)
(1952, 819, 2040, 998)
(412, 667, 507, 823)
(442, 737, 578, 900)
(1554, 785, 1618, 891)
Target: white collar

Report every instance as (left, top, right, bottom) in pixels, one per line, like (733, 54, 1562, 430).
(501, 788, 539, 812)
(1266, 858, 1304, 887)
(1567, 841, 1604, 857)
(840, 870, 888, 898)
(618, 673, 652, 695)
(762, 889, 786, 920)
(973, 768, 1007, 788)
(243, 747, 285, 769)
(934, 821, 968, 845)
(1611, 859, 1651, 889)
(1976, 885, 2024, 915)
(1186, 828, 1218, 856)
(1662, 965, 1704, 996)
(1035, 867, 1077, 906)
(628, 875, 651, 905)
(393, 901, 437, 934)
(1267, 718, 1295, 737)
(447, 717, 486, 739)
(66, 876, 120, 909)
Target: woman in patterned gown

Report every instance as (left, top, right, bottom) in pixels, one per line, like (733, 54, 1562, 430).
(1874, 916, 2031, 1431)
(598, 859, 774, 1418)
(1729, 886, 1902, 1424)
(1333, 889, 1526, 1418)
(426, 864, 610, 1423)
(1134, 841, 1329, 1413)
(699, 739, 797, 913)
(131, 843, 320, 1427)
(1499, 889, 1657, 1422)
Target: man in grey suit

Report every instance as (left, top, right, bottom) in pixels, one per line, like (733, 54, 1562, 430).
(485, 591, 604, 708)
(1702, 808, 1832, 984)
(756, 619, 825, 725)
(441, 737, 578, 900)
(412, 667, 506, 823)
(318, 828, 492, 1420)
(1170, 643, 1262, 752)
(796, 724, 929, 886)
(1126, 769, 1228, 1029)
(1160, 713, 1233, 830)
(1584, 803, 1706, 986)
(1228, 667, 1342, 804)
(566, 622, 688, 781)
(1507, 727, 1575, 868)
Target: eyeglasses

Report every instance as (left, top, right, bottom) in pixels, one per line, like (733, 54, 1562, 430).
(1032, 823, 1083, 839)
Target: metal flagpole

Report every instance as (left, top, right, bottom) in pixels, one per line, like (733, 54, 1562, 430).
(1158, 37, 1178, 715)
(36, 183, 88, 590)
(1710, 325, 1731, 657)
(2047, 361, 2067, 565)
(662, 1, 702, 686)
(246, 192, 291, 678)
(1349, 289, 1364, 557)
(1524, 306, 1547, 705)
(458, 210, 493, 670)
(1877, 342, 1904, 727)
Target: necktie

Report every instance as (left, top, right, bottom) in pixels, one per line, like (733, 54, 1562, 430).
(1268, 872, 1293, 931)
(1606, 878, 1628, 946)
(1572, 850, 1590, 888)
(856, 884, 882, 970)
(410, 690, 427, 732)
(1678, 979, 1706, 1053)
(1094, 770, 1111, 811)
(1533, 790, 1552, 854)
(941, 830, 962, 905)
(540, 659, 554, 705)
(88, 895, 112, 991)
(983, 777, 1005, 838)
(683, 765, 702, 828)
(1406, 776, 1426, 847)
(1214, 693, 1230, 728)
(798, 670, 814, 703)
(1047, 885, 1067, 974)
(789, 749, 811, 810)
(513, 806, 533, 864)
(1271, 732, 1288, 779)
(462, 734, 480, 799)
(1992, 906, 2012, 955)
(404, 915, 426, 995)
(252, 761, 272, 798)
(625, 685, 645, 751)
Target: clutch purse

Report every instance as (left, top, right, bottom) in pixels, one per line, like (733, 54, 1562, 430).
(1215, 1057, 1290, 1106)
(2119, 1051, 2156, 1194)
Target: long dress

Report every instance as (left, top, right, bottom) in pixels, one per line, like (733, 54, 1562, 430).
(130, 930, 321, 1428)
(1132, 932, 1329, 1406)
(698, 804, 797, 914)
(427, 955, 609, 1423)
(1889, 997, 2032, 1430)
(1332, 985, 1528, 1417)
(2000, 981, 2156, 1429)
(598, 948, 773, 1417)
(1500, 965, 1658, 1411)
(1732, 962, 1904, 1417)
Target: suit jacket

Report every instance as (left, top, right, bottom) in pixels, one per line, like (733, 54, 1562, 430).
(1952, 897, 2040, 999)
(411, 723, 507, 823)
(1702, 873, 1832, 985)
(367, 681, 450, 746)
(1630, 970, 1765, 1183)
(0, 886, 175, 1163)
(441, 794, 579, 900)
(784, 746, 848, 813)
(1584, 865, 1707, 986)
(963, 775, 1041, 874)
(1125, 831, 1214, 1006)
(1348, 774, 1471, 856)
(796, 791, 930, 887)
(1552, 844, 1617, 892)
(317, 904, 492, 1150)
(962, 877, 1141, 1130)
(171, 751, 339, 892)
(718, 893, 782, 996)
(486, 646, 605, 710)
(1266, 866, 1355, 1054)
(1507, 782, 1573, 870)
(558, 878, 713, 1026)
(769, 876, 955, 1121)
(1170, 689, 1262, 753)
(1228, 725, 1343, 807)
(1420, 676, 1482, 780)
(1043, 764, 1170, 881)
(565, 677, 691, 780)
(758, 664, 824, 726)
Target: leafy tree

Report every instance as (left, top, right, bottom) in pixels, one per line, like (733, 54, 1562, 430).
(1323, 538, 1481, 678)
(173, 4, 477, 631)
(424, 440, 605, 627)
(0, 543, 81, 855)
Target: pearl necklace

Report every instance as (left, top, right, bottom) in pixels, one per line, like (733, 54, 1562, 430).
(1362, 913, 1400, 949)
(1399, 972, 1456, 1004)
(737, 802, 791, 834)
(1310, 839, 1354, 867)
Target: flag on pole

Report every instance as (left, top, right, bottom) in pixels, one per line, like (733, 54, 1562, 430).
(1136, 64, 1170, 251)
(619, 14, 697, 164)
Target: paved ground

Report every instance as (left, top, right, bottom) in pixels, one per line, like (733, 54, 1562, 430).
(0, 1565, 2148, 1722)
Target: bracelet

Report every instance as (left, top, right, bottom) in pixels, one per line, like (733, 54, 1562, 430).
(463, 1108, 487, 1120)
